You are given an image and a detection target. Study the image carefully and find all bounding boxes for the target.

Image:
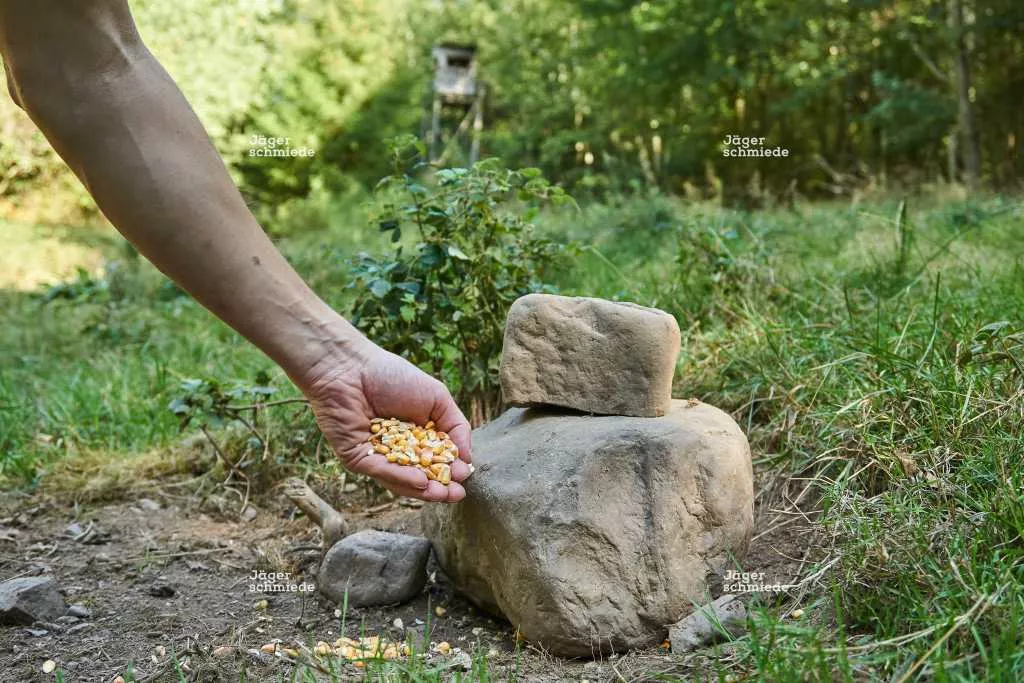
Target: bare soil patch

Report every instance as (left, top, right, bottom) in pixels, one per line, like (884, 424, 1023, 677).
(0, 462, 817, 682)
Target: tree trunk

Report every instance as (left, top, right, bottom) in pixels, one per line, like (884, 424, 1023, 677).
(950, 0, 981, 190)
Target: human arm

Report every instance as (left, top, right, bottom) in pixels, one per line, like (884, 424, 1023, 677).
(0, 0, 472, 501)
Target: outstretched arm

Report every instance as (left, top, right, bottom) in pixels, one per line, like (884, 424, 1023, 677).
(0, 0, 471, 501)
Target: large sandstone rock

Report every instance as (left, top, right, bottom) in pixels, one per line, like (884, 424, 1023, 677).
(318, 531, 431, 607)
(423, 400, 753, 656)
(500, 294, 681, 417)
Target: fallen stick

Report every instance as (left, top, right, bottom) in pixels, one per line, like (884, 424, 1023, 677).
(280, 478, 348, 549)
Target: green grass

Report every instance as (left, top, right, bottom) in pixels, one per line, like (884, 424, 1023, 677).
(3, 192, 1024, 680)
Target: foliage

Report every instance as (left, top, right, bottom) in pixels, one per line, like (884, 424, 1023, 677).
(348, 137, 575, 421)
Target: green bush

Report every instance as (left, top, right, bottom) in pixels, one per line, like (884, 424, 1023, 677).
(348, 137, 576, 423)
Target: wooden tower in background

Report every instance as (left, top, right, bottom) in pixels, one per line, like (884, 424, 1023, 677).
(429, 44, 485, 165)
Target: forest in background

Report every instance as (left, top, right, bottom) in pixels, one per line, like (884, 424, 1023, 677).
(1, 0, 1022, 228)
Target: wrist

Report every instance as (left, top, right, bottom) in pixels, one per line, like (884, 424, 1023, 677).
(275, 300, 377, 393)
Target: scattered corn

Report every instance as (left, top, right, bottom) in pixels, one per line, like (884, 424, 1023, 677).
(368, 418, 459, 485)
(331, 635, 410, 663)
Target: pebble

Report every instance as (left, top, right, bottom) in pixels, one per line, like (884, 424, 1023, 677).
(136, 498, 161, 511)
(212, 646, 233, 658)
(393, 617, 403, 629)
(450, 650, 472, 671)
(66, 604, 91, 619)
(42, 659, 56, 673)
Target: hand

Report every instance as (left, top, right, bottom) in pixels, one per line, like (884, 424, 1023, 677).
(300, 344, 473, 502)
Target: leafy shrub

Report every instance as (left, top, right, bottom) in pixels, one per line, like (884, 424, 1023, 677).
(349, 137, 576, 424)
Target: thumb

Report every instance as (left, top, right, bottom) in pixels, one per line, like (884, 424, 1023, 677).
(429, 381, 472, 464)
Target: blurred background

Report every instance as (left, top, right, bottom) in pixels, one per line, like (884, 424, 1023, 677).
(2, 0, 1022, 240)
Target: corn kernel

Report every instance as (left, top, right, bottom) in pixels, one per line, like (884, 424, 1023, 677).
(366, 417, 459, 486)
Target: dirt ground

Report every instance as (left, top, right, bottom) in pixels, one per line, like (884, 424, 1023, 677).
(0, 464, 816, 683)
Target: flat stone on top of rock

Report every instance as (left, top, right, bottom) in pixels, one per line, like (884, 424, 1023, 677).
(0, 576, 67, 626)
(317, 530, 431, 607)
(500, 293, 681, 417)
(423, 399, 754, 657)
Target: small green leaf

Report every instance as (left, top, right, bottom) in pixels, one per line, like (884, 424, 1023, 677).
(168, 397, 190, 415)
(400, 305, 416, 322)
(447, 245, 471, 260)
(395, 282, 422, 295)
(369, 279, 392, 298)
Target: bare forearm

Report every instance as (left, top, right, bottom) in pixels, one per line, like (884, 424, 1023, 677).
(0, 1, 367, 385)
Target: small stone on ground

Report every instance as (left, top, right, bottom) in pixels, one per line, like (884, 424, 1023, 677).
(318, 530, 431, 607)
(0, 577, 67, 626)
(668, 595, 747, 652)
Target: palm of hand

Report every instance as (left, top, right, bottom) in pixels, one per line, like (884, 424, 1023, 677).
(304, 348, 472, 502)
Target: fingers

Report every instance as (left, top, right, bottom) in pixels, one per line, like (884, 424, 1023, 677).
(429, 381, 473, 464)
(356, 452, 429, 491)
(379, 478, 467, 503)
(449, 457, 471, 483)
(349, 451, 467, 503)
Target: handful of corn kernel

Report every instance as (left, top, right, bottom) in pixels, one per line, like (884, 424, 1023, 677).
(368, 418, 458, 485)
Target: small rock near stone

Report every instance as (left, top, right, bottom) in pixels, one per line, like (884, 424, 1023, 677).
(668, 595, 747, 653)
(317, 530, 431, 607)
(0, 577, 67, 626)
(66, 604, 91, 619)
(450, 650, 472, 671)
(136, 498, 161, 511)
(500, 294, 681, 417)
